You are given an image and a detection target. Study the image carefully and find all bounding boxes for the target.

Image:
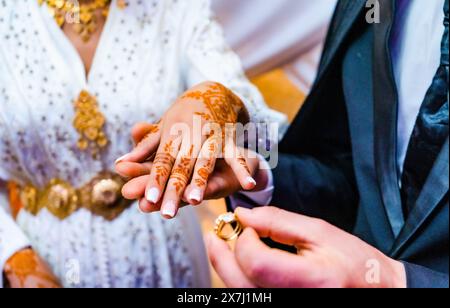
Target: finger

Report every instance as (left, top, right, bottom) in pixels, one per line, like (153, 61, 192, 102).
(203, 171, 241, 200)
(184, 136, 220, 205)
(203, 174, 231, 200)
(206, 233, 256, 288)
(235, 228, 313, 288)
(115, 124, 161, 164)
(138, 197, 162, 213)
(115, 161, 152, 178)
(160, 142, 201, 218)
(235, 207, 323, 247)
(224, 143, 256, 191)
(144, 137, 182, 206)
(121, 175, 149, 200)
(131, 122, 159, 145)
(202, 160, 243, 200)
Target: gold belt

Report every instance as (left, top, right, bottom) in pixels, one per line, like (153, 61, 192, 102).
(11, 172, 132, 221)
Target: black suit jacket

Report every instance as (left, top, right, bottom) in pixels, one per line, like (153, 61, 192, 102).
(271, 0, 449, 288)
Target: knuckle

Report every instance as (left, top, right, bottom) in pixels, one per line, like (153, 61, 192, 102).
(258, 206, 282, 218)
(209, 253, 219, 269)
(247, 259, 268, 281)
(312, 218, 330, 233)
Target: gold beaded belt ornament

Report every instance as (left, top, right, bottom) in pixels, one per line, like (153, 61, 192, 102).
(13, 172, 132, 221)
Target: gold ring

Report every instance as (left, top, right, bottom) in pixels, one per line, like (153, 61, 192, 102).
(214, 212, 243, 241)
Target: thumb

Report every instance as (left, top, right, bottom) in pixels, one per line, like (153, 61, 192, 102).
(131, 122, 158, 144)
(235, 207, 322, 247)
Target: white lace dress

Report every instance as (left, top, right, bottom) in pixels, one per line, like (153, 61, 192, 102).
(0, 0, 286, 288)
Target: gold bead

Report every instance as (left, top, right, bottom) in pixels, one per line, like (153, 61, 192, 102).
(54, 0, 65, 9)
(77, 138, 89, 150)
(85, 127, 99, 141)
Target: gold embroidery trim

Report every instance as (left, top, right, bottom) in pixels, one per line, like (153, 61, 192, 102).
(73, 90, 109, 158)
(38, 0, 116, 43)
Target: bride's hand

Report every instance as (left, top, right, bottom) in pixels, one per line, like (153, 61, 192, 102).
(116, 150, 264, 214)
(115, 82, 256, 218)
(4, 249, 61, 288)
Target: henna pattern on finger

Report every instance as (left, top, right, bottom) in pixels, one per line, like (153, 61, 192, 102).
(164, 140, 174, 153)
(237, 156, 251, 174)
(154, 154, 175, 186)
(195, 157, 215, 187)
(154, 141, 176, 186)
(194, 137, 220, 187)
(171, 145, 195, 193)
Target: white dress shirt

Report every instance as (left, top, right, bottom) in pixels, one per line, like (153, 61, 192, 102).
(391, 0, 445, 175)
(238, 0, 446, 207)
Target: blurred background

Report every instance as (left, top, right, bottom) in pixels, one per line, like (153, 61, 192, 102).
(198, 0, 337, 287)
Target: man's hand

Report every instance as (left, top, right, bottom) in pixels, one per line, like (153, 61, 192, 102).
(4, 249, 61, 288)
(207, 207, 407, 288)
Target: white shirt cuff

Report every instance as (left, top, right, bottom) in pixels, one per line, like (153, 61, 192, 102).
(230, 155, 275, 209)
(0, 208, 30, 288)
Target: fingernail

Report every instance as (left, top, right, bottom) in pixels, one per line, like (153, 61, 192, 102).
(189, 189, 203, 203)
(137, 200, 148, 214)
(162, 201, 177, 219)
(138, 198, 152, 213)
(247, 177, 257, 186)
(115, 154, 130, 164)
(146, 187, 160, 203)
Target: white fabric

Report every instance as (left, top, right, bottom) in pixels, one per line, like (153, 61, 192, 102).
(391, 0, 445, 174)
(212, 0, 337, 93)
(240, 0, 445, 207)
(0, 0, 284, 288)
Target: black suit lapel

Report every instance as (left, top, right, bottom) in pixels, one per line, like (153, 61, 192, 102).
(390, 139, 449, 257)
(372, 0, 405, 237)
(316, 0, 367, 82)
(342, 25, 397, 249)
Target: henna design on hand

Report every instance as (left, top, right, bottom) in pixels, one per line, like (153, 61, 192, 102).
(4, 249, 60, 288)
(136, 124, 160, 147)
(182, 83, 244, 128)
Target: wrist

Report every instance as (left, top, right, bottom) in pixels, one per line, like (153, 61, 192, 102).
(365, 257, 406, 288)
(387, 259, 407, 288)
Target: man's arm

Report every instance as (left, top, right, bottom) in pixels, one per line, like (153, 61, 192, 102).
(402, 262, 449, 288)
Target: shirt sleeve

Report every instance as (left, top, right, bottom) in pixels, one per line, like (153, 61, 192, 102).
(229, 155, 274, 209)
(0, 181, 30, 288)
(182, 0, 289, 145)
